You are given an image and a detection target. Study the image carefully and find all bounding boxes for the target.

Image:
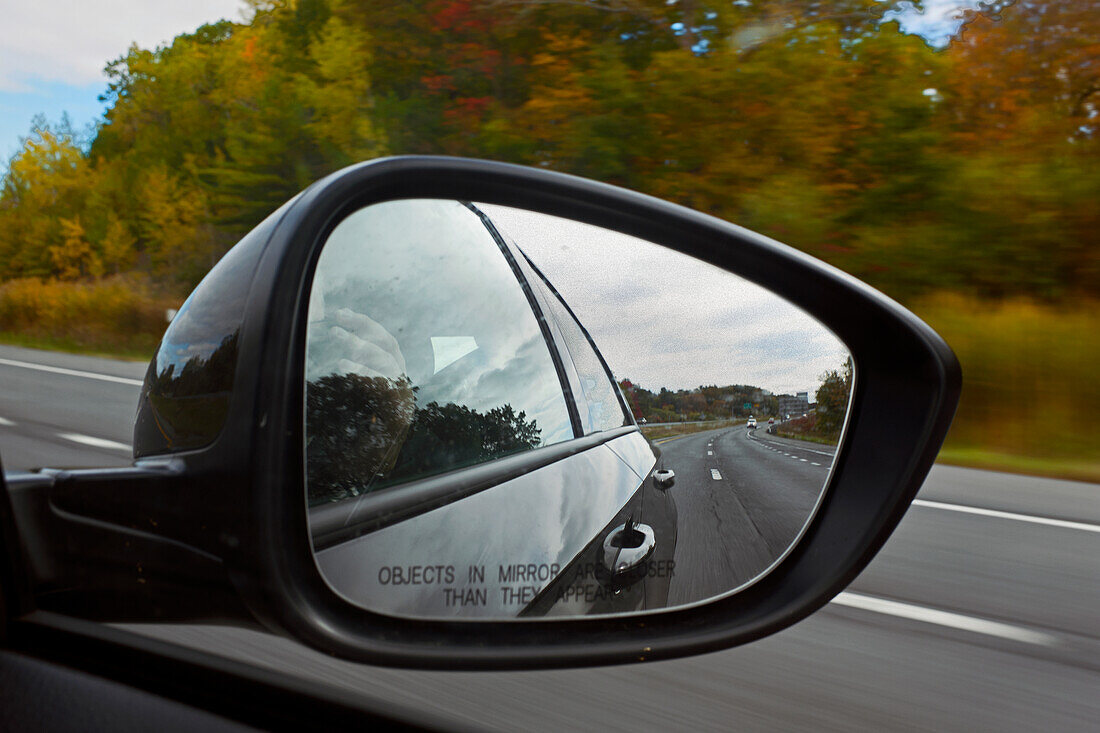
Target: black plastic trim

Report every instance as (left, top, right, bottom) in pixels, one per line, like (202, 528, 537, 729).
(5, 612, 468, 731)
(464, 201, 585, 439)
(227, 156, 959, 670)
(8, 155, 959, 672)
(518, 249, 633, 430)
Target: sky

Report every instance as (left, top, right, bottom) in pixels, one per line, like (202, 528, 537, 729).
(0, 0, 982, 168)
(0, 0, 248, 164)
(480, 204, 850, 397)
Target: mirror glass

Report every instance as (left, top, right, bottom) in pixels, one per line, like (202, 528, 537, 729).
(304, 199, 853, 619)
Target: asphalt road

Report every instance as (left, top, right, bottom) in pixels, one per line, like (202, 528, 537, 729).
(653, 427, 836, 605)
(0, 345, 144, 472)
(3, 346, 1100, 731)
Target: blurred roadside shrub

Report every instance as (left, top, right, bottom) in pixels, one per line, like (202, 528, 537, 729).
(0, 276, 175, 356)
(915, 293, 1100, 479)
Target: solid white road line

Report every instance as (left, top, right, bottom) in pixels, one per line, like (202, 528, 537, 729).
(58, 433, 132, 453)
(913, 499, 1100, 534)
(0, 416, 14, 426)
(0, 357, 144, 386)
(831, 592, 1057, 646)
(710, 469, 722, 480)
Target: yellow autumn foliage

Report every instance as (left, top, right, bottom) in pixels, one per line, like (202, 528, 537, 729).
(0, 276, 176, 353)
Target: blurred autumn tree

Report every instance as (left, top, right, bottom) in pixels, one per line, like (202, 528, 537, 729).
(0, 0, 1095, 472)
(1, 0, 1095, 301)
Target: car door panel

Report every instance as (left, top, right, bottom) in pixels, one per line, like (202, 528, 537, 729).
(313, 430, 658, 618)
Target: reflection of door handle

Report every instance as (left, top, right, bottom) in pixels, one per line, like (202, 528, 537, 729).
(602, 520, 656, 575)
(653, 468, 675, 488)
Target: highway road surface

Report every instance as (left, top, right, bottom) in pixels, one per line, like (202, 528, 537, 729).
(3, 344, 1099, 731)
(652, 427, 836, 605)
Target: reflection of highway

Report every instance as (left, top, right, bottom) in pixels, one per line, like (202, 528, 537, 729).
(653, 427, 836, 606)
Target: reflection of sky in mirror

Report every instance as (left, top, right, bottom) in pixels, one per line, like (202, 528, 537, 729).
(480, 204, 850, 396)
(307, 199, 573, 446)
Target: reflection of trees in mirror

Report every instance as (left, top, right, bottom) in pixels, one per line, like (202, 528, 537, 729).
(306, 372, 543, 505)
(145, 330, 239, 448)
(152, 330, 238, 397)
(814, 358, 854, 439)
(620, 379, 780, 423)
(620, 357, 852, 442)
(306, 373, 417, 505)
(391, 402, 542, 482)
(777, 358, 854, 444)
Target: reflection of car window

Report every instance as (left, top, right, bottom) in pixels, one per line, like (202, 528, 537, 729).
(521, 259, 629, 435)
(304, 200, 574, 505)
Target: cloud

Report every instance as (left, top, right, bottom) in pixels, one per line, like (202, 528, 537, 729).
(481, 205, 851, 396)
(0, 0, 248, 92)
(885, 0, 981, 47)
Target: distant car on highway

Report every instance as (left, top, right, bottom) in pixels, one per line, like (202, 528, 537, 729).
(747, 416, 757, 428)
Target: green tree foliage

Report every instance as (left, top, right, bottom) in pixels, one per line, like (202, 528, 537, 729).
(620, 379, 780, 422)
(815, 358, 853, 437)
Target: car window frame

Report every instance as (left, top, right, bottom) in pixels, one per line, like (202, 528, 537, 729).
(512, 248, 633, 433)
(301, 199, 643, 543)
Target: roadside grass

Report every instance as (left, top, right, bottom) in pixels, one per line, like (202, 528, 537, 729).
(0, 330, 155, 361)
(0, 276, 174, 361)
(935, 447, 1100, 484)
(641, 420, 736, 441)
(774, 430, 838, 446)
(771, 413, 841, 445)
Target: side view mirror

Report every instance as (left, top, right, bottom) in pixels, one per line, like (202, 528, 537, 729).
(2, 157, 959, 669)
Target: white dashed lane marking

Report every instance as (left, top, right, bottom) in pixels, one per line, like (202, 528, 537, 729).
(831, 592, 1057, 646)
(912, 500, 1100, 534)
(0, 357, 144, 386)
(57, 433, 132, 453)
(710, 469, 722, 480)
(0, 416, 14, 426)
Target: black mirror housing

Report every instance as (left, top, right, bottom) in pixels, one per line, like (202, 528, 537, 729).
(221, 157, 959, 668)
(13, 157, 961, 669)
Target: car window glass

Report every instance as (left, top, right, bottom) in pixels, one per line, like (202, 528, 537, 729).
(304, 199, 574, 505)
(523, 263, 629, 434)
